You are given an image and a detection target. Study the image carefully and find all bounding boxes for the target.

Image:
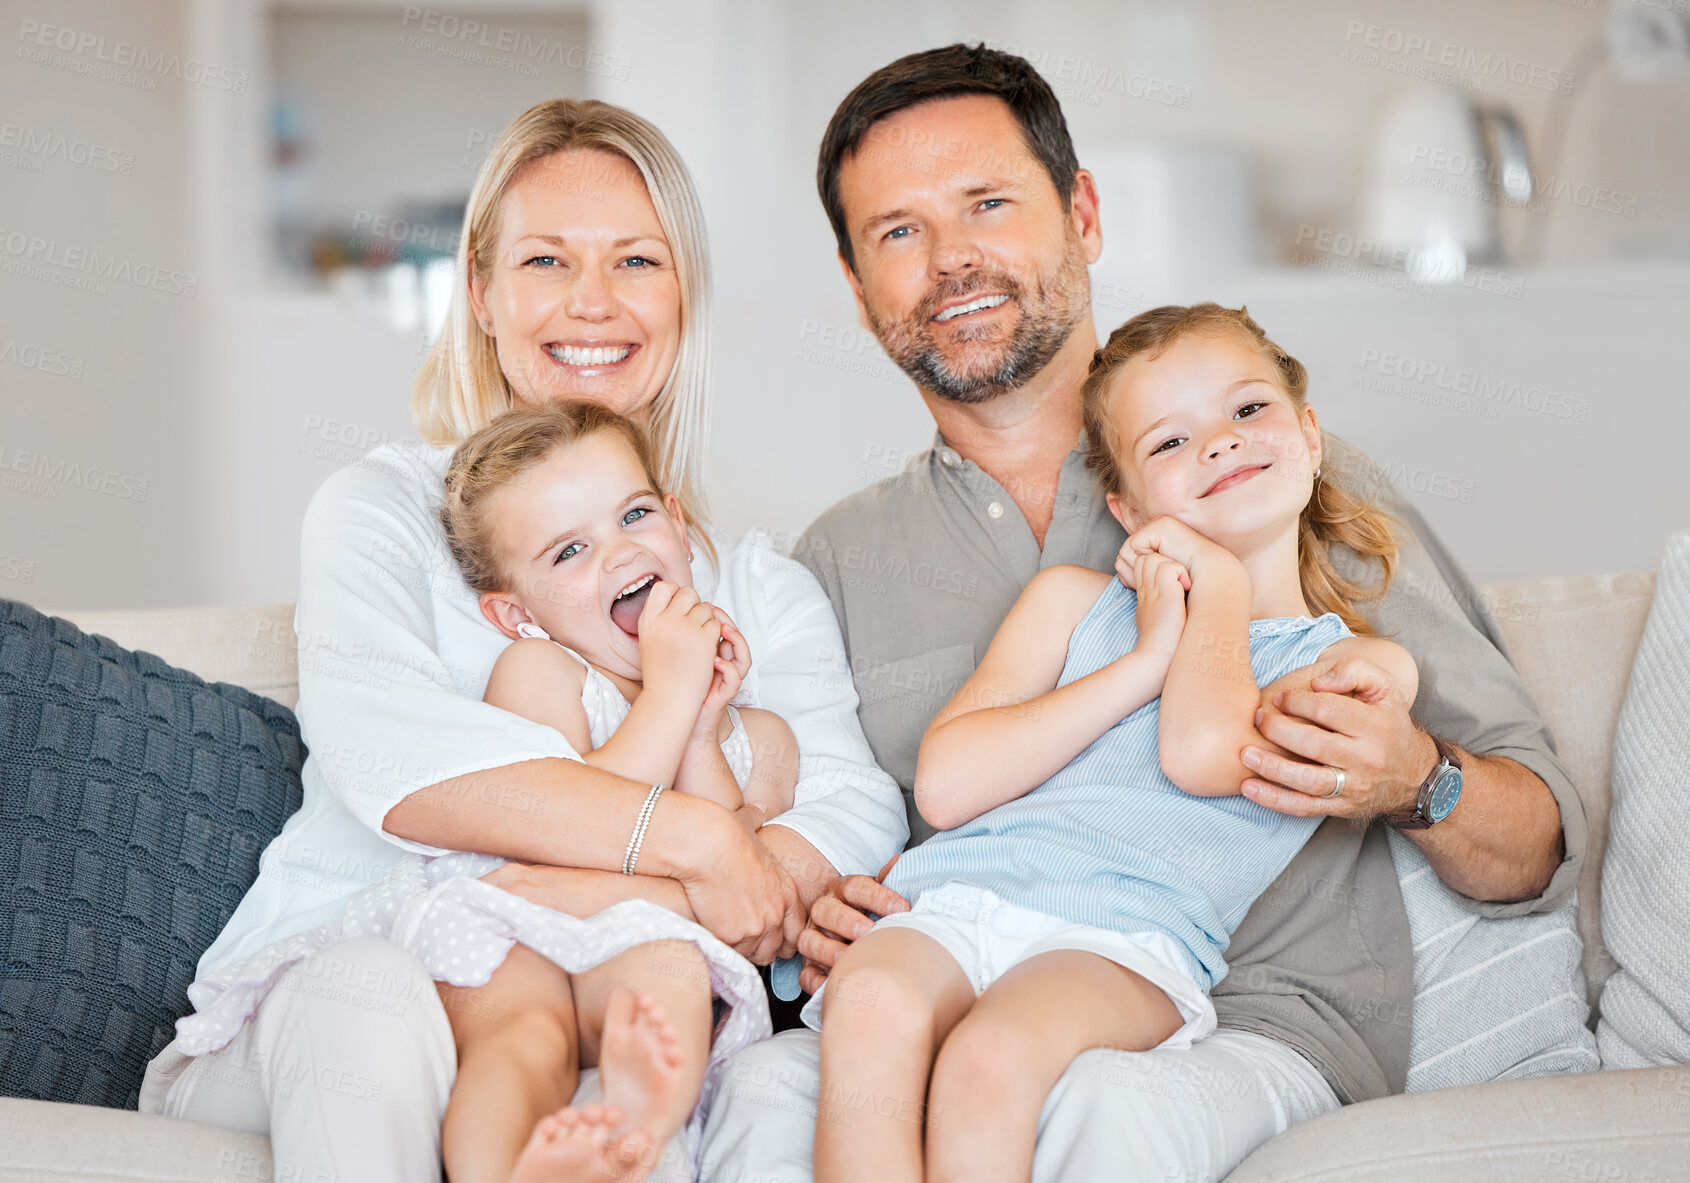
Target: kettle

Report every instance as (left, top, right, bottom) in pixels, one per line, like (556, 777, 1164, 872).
(1359, 89, 1532, 281)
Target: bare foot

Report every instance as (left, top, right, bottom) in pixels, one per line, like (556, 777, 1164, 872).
(597, 988, 686, 1150)
(509, 1102, 652, 1183)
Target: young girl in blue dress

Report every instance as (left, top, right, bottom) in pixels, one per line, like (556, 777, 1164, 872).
(810, 304, 1414, 1183)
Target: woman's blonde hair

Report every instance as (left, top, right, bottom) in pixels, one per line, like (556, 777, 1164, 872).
(1082, 303, 1399, 636)
(440, 401, 676, 595)
(414, 98, 715, 536)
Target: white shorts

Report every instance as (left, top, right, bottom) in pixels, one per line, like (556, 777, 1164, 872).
(800, 881, 1217, 1049)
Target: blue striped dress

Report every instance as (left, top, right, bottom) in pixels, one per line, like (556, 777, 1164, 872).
(885, 577, 1352, 991)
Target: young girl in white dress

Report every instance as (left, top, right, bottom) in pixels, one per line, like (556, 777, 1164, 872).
(173, 402, 797, 1183)
(812, 304, 1417, 1183)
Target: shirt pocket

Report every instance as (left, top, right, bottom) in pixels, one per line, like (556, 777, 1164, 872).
(853, 642, 979, 794)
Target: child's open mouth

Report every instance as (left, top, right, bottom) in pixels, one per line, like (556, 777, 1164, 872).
(609, 574, 657, 638)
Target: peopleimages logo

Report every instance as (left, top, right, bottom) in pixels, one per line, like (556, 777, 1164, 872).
(0, 121, 135, 175)
(1356, 347, 1591, 422)
(0, 444, 150, 502)
(15, 19, 250, 93)
(0, 227, 198, 298)
(1293, 225, 1527, 299)
(0, 337, 85, 380)
(1340, 20, 1575, 94)
(398, 7, 632, 80)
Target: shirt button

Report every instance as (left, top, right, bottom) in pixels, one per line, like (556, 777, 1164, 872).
(987, 501, 1005, 519)
(940, 450, 957, 466)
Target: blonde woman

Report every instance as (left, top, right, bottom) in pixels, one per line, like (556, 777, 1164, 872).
(138, 100, 905, 1183)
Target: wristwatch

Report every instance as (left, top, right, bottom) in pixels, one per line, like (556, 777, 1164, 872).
(1388, 734, 1463, 829)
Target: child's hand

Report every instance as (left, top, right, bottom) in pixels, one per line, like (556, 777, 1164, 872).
(1128, 515, 1239, 582)
(1133, 551, 1190, 662)
(637, 580, 724, 709)
(696, 608, 752, 728)
(1115, 536, 1193, 593)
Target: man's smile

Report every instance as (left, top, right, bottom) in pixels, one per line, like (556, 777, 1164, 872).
(932, 294, 1009, 323)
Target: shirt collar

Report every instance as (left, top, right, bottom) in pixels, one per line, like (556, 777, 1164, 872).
(930, 427, 1090, 471)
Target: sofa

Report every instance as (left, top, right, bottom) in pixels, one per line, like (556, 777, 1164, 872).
(1, 559, 1685, 1182)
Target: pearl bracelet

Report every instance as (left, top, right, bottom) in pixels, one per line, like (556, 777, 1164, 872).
(622, 783, 666, 875)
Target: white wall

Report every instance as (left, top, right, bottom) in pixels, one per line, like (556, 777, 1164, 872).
(1, 0, 206, 606)
(3, 0, 1687, 612)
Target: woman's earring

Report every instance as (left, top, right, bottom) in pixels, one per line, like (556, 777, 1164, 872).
(515, 622, 551, 641)
(1314, 466, 1322, 479)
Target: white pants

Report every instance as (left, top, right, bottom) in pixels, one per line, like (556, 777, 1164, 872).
(139, 936, 694, 1183)
(699, 1026, 1339, 1183)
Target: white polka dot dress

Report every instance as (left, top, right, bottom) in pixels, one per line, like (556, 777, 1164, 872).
(171, 646, 767, 1150)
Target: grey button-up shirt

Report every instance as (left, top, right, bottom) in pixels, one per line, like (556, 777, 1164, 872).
(795, 428, 1585, 1104)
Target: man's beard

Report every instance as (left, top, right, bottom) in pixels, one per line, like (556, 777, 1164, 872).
(866, 233, 1092, 405)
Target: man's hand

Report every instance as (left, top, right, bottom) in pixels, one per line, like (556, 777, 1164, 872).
(1240, 656, 1436, 820)
(678, 815, 805, 964)
(796, 855, 909, 996)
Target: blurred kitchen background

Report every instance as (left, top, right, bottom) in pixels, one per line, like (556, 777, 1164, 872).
(2, 0, 1686, 608)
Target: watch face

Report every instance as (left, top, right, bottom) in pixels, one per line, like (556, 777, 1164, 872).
(1427, 767, 1463, 822)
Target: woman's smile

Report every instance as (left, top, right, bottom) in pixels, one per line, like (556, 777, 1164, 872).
(545, 340, 639, 373)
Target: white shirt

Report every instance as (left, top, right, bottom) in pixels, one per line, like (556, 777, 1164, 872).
(199, 442, 906, 975)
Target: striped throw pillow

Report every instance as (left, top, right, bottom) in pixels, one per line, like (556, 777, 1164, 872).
(1389, 829, 1599, 1091)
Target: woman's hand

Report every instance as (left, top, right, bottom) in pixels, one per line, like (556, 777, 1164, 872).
(678, 813, 805, 964)
(637, 581, 725, 710)
(1131, 551, 1190, 664)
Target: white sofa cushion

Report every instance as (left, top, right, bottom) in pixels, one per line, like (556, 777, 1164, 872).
(1598, 530, 1690, 1068)
(1225, 1065, 1690, 1182)
(51, 605, 299, 711)
(0, 1096, 270, 1181)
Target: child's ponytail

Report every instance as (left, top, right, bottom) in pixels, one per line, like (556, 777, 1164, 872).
(1296, 465, 1399, 637)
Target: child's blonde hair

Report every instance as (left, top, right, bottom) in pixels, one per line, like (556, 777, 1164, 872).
(441, 402, 683, 595)
(1081, 303, 1398, 636)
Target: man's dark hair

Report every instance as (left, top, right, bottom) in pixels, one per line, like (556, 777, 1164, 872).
(817, 43, 1080, 273)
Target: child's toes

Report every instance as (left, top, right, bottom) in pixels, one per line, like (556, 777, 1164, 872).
(574, 1102, 621, 1127)
(511, 1105, 611, 1183)
(648, 1006, 686, 1067)
(609, 1130, 655, 1173)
